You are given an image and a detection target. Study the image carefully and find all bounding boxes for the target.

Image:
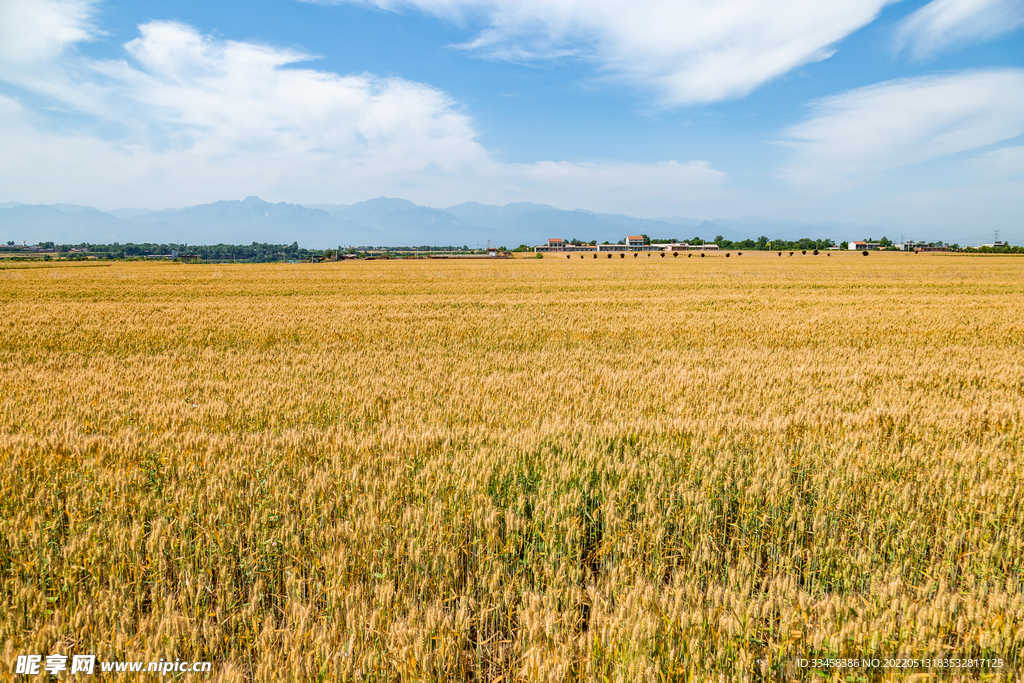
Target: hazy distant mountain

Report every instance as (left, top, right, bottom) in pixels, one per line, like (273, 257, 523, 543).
(107, 208, 155, 219)
(0, 204, 148, 244)
(122, 196, 385, 246)
(590, 212, 698, 235)
(442, 202, 657, 245)
(512, 210, 625, 244)
(0, 195, 962, 247)
(651, 216, 704, 228)
(442, 202, 556, 229)
(310, 197, 483, 247)
(0, 197, 389, 246)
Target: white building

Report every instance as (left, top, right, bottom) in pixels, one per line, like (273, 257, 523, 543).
(534, 238, 598, 252)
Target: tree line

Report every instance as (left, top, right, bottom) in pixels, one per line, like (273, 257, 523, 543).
(30, 242, 505, 261)
(556, 235, 838, 251)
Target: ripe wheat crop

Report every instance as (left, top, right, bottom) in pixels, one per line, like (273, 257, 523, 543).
(2, 253, 1022, 681)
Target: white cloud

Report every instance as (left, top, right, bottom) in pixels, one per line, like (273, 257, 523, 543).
(0, 0, 109, 111)
(897, 0, 1024, 58)
(318, 0, 894, 105)
(0, 0, 96, 68)
(0, 0, 723, 212)
(969, 144, 1024, 178)
(781, 70, 1024, 191)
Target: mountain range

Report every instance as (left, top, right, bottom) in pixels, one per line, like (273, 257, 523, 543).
(0, 196, 908, 247)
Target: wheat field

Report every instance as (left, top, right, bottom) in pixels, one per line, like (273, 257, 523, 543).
(1, 253, 1022, 681)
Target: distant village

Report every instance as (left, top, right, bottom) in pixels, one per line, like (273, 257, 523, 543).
(533, 235, 1012, 254)
(0, 234, 1019, 263)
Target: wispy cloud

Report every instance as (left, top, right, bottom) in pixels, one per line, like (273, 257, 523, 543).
(0, 0, 724, 212)
(0, 0, 97, 68)
(897, 0, 1024, 58)
(781, 70, 1024, 191)
(969, 144, 1024, 179)
(311, 0, 895, 105)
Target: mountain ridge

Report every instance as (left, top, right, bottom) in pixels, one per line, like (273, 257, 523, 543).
(0, 196, 941, 247)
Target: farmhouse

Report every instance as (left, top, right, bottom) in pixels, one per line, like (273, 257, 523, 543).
(661, 242, 719, 252)
(848, 241, 881, 250)
(535, 236, 726, 253)
(534, 239, 564, 253)
(538, 236, 663, 252)
(598, 236, 661, 252)
(535, 239, 599, 252)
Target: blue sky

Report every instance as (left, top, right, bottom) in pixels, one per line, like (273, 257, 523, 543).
(1, 0, 1022, 235)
